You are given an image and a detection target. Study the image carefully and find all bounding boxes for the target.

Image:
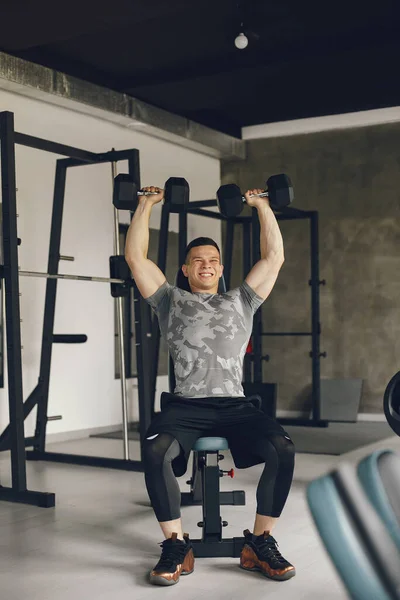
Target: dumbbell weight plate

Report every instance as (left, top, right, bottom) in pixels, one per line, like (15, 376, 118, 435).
(266, 174, 294, 210)
(164, 177, 190, 211)
(216, 183, 244, 218)
(113, 173, 137, 211)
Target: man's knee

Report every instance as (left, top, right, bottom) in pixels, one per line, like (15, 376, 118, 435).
(142, 433, 180, 469)
(275, 435, 295, 467)
(261, 434, 295, 469)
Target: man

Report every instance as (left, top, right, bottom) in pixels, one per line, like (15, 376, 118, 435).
(125, 185, 295, 586)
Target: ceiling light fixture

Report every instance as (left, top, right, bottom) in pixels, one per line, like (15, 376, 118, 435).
(234, 31, 249, 49)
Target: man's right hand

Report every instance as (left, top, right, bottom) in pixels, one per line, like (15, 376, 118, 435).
(140, 186, 164, 206)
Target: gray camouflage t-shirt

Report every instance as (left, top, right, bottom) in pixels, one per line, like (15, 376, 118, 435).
(146, 280, 264, 398)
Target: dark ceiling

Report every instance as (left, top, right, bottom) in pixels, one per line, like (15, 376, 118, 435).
(1, 0, 400, 137)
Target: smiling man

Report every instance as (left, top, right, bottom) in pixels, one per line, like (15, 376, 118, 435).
(125, 185, 296, 587)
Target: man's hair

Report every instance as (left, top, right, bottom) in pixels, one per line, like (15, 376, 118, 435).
(184, 237, 221, 263)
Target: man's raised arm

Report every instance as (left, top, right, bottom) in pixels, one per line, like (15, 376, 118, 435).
(125, 186, 166, 299)
(244, 188, 285, 301)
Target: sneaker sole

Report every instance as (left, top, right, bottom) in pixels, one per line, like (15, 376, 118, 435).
(149, 568, 194, 586)
(240, 564, 296, 581)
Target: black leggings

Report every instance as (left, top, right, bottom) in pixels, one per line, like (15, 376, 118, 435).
(142, 433, 295, 522)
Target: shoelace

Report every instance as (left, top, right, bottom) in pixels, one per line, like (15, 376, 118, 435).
(256, 535, 287, 565)
(155, 540, 187, 570)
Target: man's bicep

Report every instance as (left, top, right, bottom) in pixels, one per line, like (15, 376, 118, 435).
(126, 257, 166, 299)
(245, 257, 283, 301)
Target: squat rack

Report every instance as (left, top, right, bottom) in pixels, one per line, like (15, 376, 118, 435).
(0, 110, 154, 507)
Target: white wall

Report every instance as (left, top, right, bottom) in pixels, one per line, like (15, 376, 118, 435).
(0, 88, 221, 439)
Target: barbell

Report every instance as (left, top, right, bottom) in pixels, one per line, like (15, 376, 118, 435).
(113, 174, 189, 211)
(217, 174, 294, 218)
(0, 253, 132, 299)
(18, 269, 124, 284)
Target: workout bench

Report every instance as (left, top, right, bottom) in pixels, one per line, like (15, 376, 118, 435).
(182, 436, 246, 557)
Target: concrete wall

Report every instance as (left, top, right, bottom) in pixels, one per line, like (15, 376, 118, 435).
(0, 87, 221, 440)
(222, 123, 400, 414)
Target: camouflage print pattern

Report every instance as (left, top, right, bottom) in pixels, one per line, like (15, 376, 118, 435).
(146, 280, 264, 397)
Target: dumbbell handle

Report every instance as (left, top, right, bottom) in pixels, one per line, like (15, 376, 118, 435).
(242, 191, 269, 202)
(238, 190, 269, 204)
(137, 190, 163, 197)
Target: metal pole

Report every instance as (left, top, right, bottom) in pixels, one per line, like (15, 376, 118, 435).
(242, 221, 252, 383)
(150, 204, 170, 416)
(59, 255, 75, 261)
(310, 211, 321, 423)
(111, 161, 130, 460)
(127, 152, 153, 447)
(251, 208, 263, 383)
(178, 210, 188, 266)
(0, 278, 5, 389)
(17, 270, 125, 284)
(223, 219, 234, 291)
(0, 111, 28, 491)
(34, 160, 68, 451)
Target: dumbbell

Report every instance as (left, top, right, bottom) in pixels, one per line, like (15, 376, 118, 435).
(217, 174, 294, 218)
(113, 174, 189, 211)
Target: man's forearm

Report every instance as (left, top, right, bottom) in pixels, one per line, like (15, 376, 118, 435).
(256, 203, 284, 261)
(125, 199, 153, 262)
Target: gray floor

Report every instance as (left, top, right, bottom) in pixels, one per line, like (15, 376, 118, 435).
(1, 432, 400, 600)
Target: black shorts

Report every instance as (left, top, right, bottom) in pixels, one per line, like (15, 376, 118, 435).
(144, 392, 292, 477)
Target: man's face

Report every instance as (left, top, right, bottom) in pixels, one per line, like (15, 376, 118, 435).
(182, 245, 224, 292)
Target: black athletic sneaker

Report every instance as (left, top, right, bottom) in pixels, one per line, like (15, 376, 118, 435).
(149, 533, 195, 586)
(240, 529, 295, 581)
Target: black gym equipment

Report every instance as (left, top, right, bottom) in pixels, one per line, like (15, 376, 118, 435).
(217, 174, 294, 218)
(113, 174, 189, 212)
(109, 255, 132, 298)
(0, 110, 155, 508)
(53, 335, 87, 344)
(383, 371, 400, 437)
